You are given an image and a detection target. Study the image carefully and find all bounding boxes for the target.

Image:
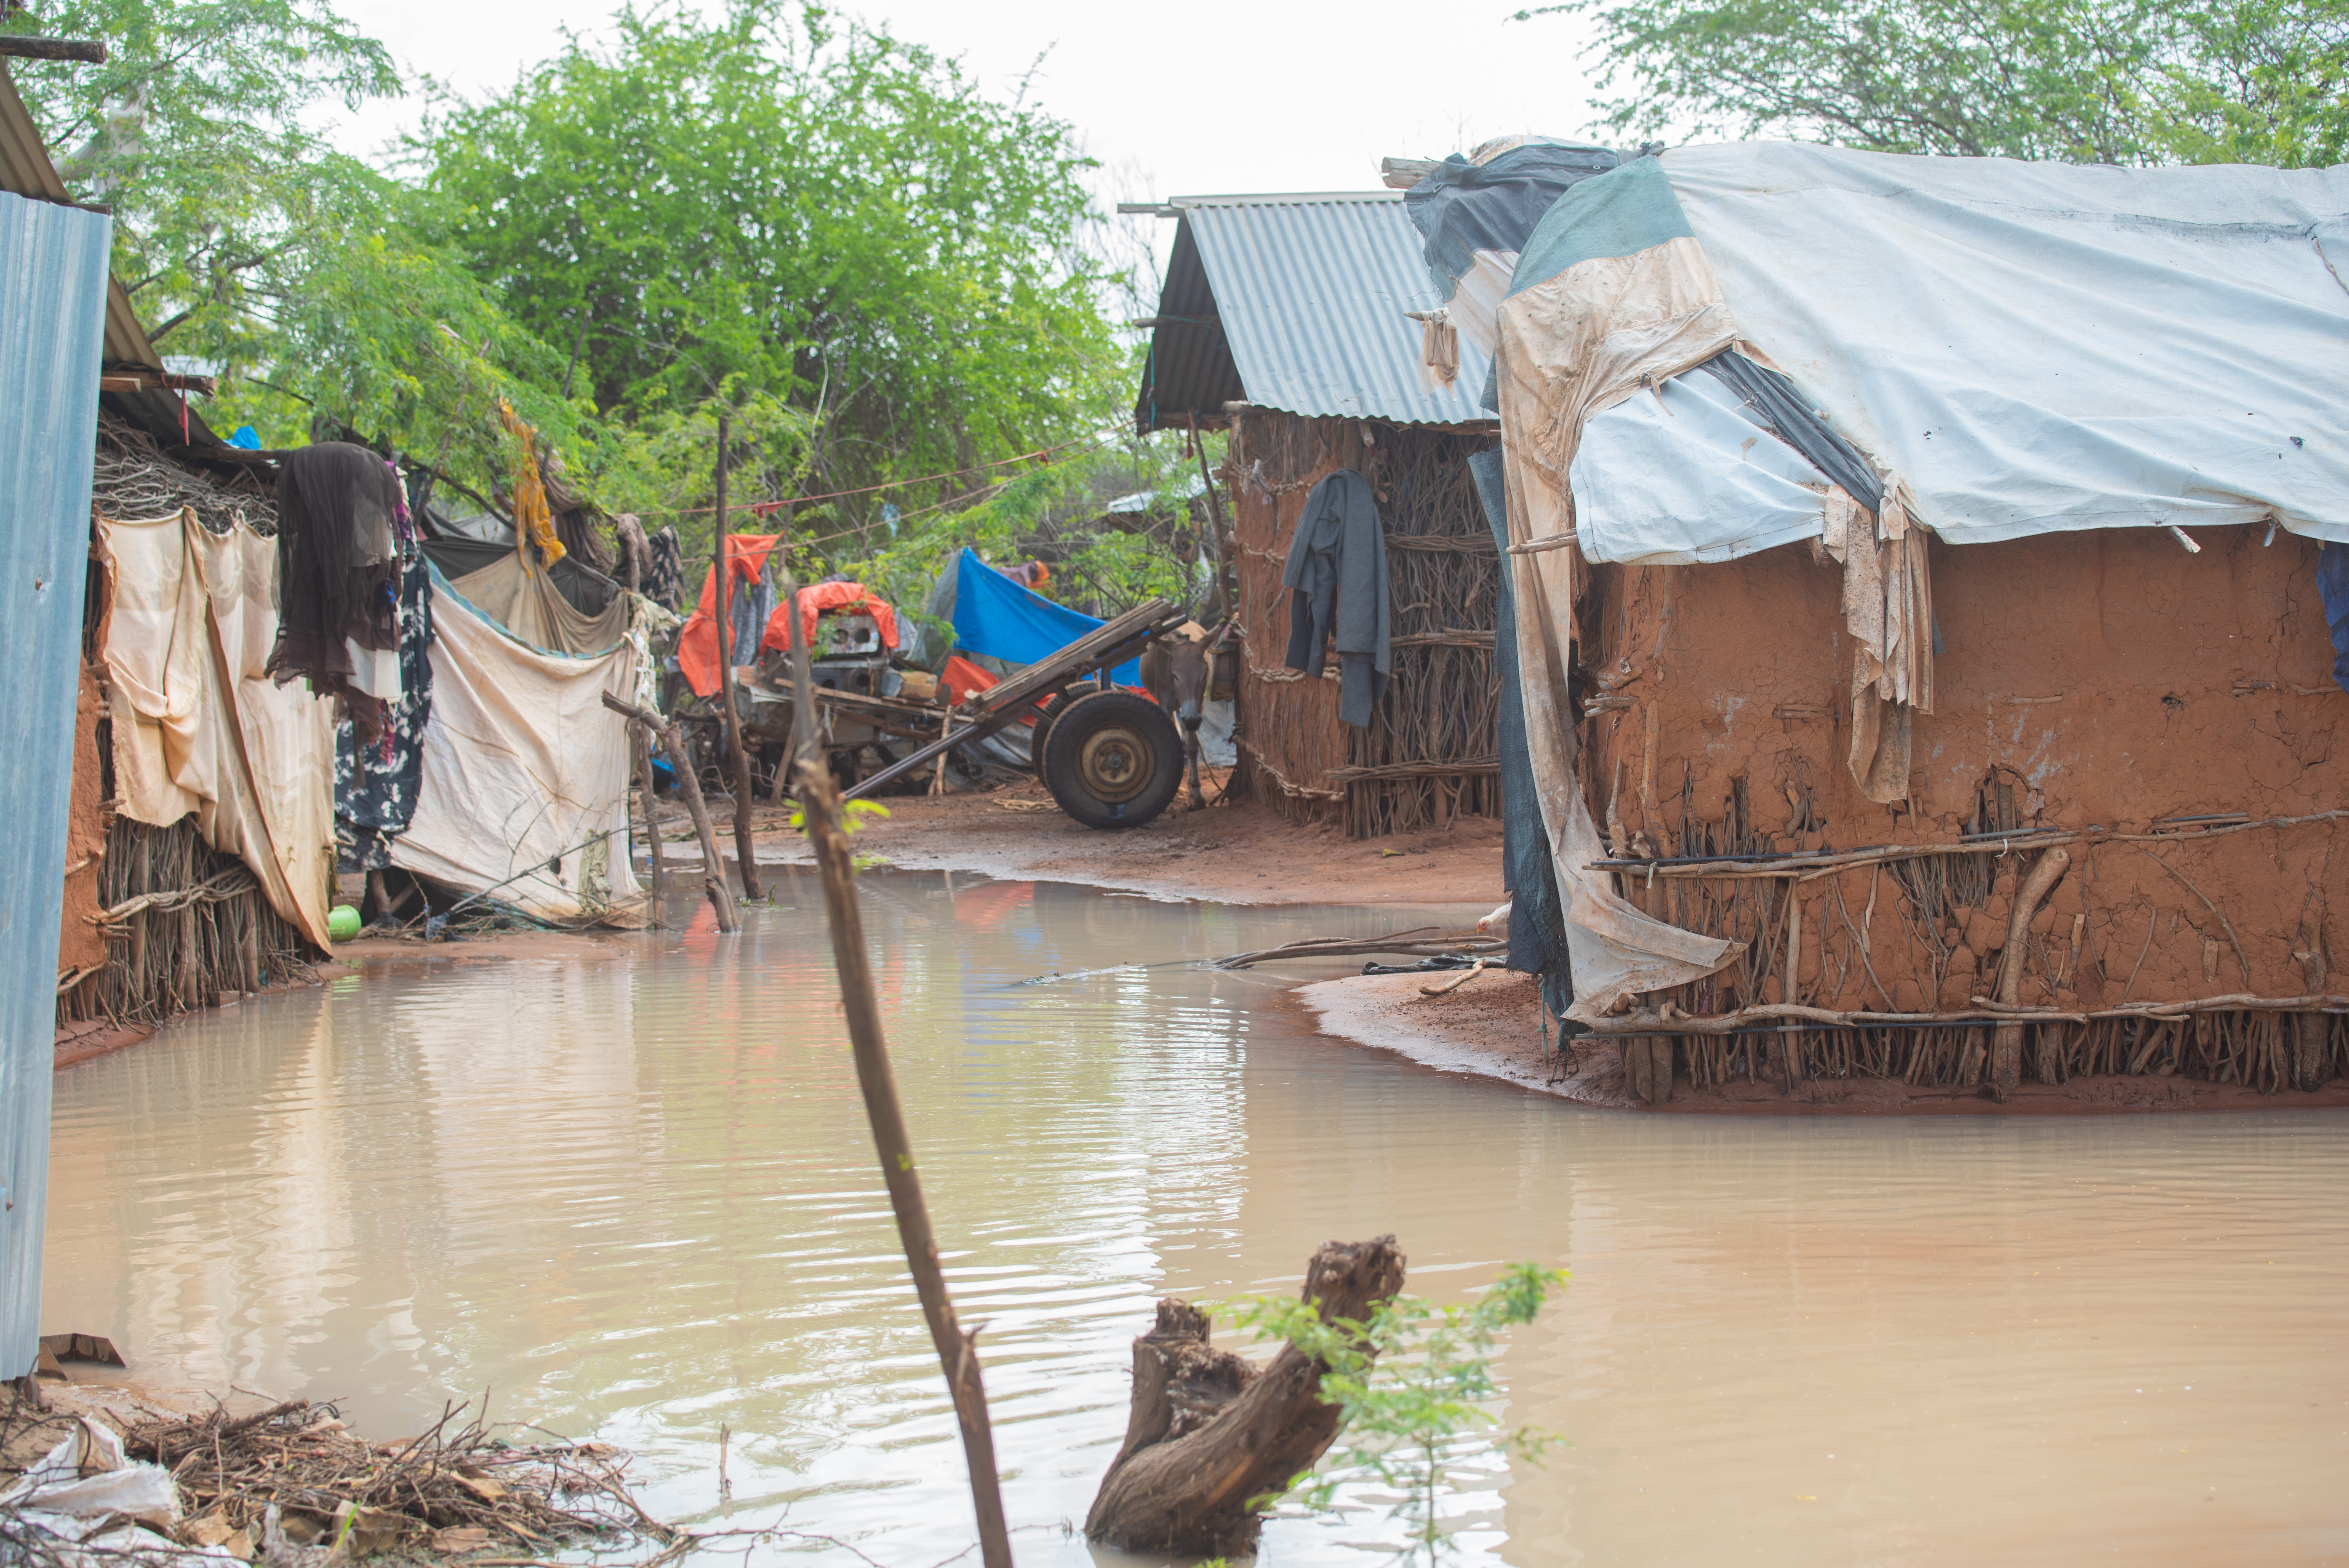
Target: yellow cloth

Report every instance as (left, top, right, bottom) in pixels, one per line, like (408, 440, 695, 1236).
(498, 400, 565, 566)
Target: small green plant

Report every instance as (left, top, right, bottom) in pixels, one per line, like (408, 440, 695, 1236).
(785, 797, 891, 834)
(1232, 1262, 1568, 1564)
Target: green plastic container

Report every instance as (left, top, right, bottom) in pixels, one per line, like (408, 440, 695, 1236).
(327, 905, 362, 943)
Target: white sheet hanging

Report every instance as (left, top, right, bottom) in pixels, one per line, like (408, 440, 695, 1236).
(391, 573, 644, 922)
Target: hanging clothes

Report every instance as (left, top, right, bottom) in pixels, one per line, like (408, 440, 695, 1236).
(675, 534, 781, 697)
(731, 563, 775, 673)
(498, 399, 567, 566)
(265, 442, 408, 739)
(643, 525, 687, 610)
(336, 551, 435, 871)
(1281, 469, 1391, 727)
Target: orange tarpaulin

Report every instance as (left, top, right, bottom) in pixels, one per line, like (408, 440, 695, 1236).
(763, 581, 900, 657)
(676, 535, 780, 697)
(939, 654, 996, 708)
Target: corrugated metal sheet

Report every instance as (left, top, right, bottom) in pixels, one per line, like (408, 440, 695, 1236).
(1136, 192, 1493, 431)
(0, 187, 110, 1382)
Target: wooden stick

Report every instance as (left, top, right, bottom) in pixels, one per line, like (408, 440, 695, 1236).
(636, 730, 665, 891)
(712, 412, 763, 900)
(1599, 992, 2349, 1036)
(1991, 846, 2071, 1097)
(790, 675, 1012, 1568)
(1419, 958, 1492, 997)
(1590, 809, 2349, 882)
(0, 36, 107, 62)
(930, 709, 956, 795)
(602, 693, 735, 932)
(2139, 847, 2252, 989)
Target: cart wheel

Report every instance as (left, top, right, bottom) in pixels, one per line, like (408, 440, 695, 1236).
(1041, 690, 1182, 830)
(1030, 680, 1103, 783)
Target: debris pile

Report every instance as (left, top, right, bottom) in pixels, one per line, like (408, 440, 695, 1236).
(1, 1397, 669, 1568)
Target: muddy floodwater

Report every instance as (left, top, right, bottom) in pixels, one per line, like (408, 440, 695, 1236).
(43, 871, 2349, 1567)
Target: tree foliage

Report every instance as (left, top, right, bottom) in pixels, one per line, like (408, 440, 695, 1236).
(413, 0, 1125, 527)
(1, 0, 598, 501)
(1519, 0, 2349, 166)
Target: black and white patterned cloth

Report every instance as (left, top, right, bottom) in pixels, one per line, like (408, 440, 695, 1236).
(335, 552, 435, 871)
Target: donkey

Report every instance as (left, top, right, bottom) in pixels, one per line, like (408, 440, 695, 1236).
(1141, 621, 1237, 809)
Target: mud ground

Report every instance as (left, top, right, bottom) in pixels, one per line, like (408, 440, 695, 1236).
(709, 767, 1510, 908)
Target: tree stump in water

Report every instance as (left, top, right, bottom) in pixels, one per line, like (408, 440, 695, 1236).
(1085, 1235, 1406, 1557)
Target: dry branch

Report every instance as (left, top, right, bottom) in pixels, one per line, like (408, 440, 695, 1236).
(603, 693, 736, 931)
(1215, 928, 1503, 969)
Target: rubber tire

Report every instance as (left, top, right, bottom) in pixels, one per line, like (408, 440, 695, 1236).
(1041, 689, 1183, 830)
(1030, 680, 1103, 784)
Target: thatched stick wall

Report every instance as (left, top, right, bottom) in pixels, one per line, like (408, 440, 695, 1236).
(1225, 409, 1501, 836)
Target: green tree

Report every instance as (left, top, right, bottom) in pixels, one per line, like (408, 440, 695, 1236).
(1, 0, 594, 499)
(1519, 0, 2349, 167)
(413, 0, 1125, 534)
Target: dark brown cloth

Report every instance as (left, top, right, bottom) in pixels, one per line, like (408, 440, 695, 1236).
(265, 442, 406, 737)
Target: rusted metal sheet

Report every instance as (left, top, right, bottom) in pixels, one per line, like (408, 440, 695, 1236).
(0, 184, 110, 1382)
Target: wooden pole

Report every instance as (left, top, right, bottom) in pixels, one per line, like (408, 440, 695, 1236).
(1990, 847, 2072, 1098)
(602, 693, 736, 932)
(0, 37, 108, 62)
(788, 652, 1013, 1568)
(712, 412, 764, 900)
(636, 733, 666, 891)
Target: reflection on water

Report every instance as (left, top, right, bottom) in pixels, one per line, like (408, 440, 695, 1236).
(43, 870, 2349, 1567)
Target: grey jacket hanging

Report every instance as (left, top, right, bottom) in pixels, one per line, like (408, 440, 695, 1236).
(1282, 468, 1390, 727)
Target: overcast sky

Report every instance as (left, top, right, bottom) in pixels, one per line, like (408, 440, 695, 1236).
(331, 0, 1611, 205)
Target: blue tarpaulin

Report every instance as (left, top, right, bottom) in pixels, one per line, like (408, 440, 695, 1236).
(952, 548, 1139, 685)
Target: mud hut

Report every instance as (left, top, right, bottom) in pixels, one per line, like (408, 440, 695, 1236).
(1131, 192, 1501, 836)
(1419, 140, 2349, 1099)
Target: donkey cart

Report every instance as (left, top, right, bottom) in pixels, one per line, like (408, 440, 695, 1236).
(843, 598, 1194, 829)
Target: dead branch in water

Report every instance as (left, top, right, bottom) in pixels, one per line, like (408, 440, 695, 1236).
(1086, 1235, 1406, 1557)
(1215, 928, 1504, 969)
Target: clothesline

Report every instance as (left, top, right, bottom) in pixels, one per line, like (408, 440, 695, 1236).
(673, 435, 1114, 569)
(625, 433, 1105, 522)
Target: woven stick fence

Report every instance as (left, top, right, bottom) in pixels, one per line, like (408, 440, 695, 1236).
(57, 812, 316, 1030)
(1226, 414, 1501, 836)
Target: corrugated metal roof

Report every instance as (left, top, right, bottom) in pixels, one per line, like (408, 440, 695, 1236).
(0, 187, 111, 1381)
(0, 66, 163, 374)
(1135, 191, 1494, 431)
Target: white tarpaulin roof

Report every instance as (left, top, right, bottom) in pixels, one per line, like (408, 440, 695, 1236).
(1567, 142, 2349, 563)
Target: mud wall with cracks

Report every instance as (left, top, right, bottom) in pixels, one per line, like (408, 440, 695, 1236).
(1582, 525, 2342, 1029)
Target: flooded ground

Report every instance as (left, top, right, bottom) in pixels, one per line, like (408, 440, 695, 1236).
(42, 871, 2349, 1567)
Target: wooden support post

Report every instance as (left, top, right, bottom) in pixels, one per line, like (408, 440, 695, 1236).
(636, 730, 665, 890)
(712, 412, 763, 900)
(2294, 916, 2330, 1090)
(1990, 846, 2071, 1098)
(790, 663, 1012, 1568)
(931, 709, 956, 795)
(603, 693, 736, 932)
